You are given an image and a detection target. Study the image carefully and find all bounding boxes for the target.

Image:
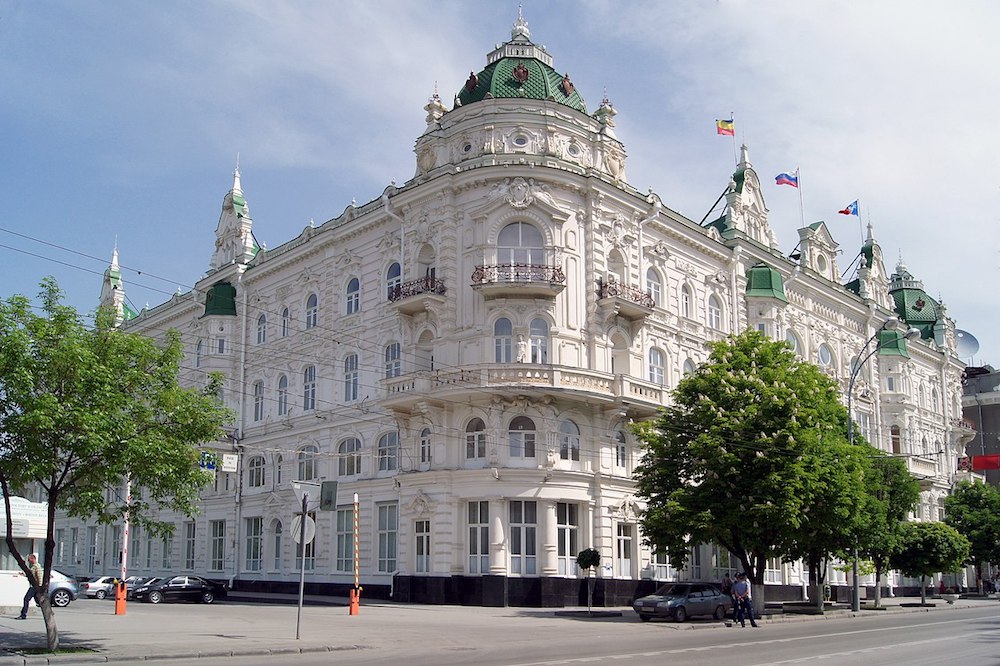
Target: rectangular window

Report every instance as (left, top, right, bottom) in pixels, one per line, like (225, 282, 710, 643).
(217, 338, 225, 354)
(210, 520, 225, 572)
(273, 522, 282, 571)
(130, 527, 141, 570)
(377, 503, 398, 573)
(468, 500, 489, 574)
(295, 512, 315, 571)
(162, 533, 173, 569)
(110, 525, 121, 566)
(55, 529, 65, 565)
(184, 522, 196, 570)
(71, 527, 79, 567)
(466, 430, 486, 460)
(415, 520, 431, 574)
(652, 551, 675, 580)
(303, 366, 316, 411)
(508, 430, 536, 458)
(145, 532, 153, 569)
(687, 546, 702, 579)
(616, 524, 633, 578)
(765, 557, 782, 584)
(509, 501, 537, 575)
(245, 517, 263, 572)
(87, 526, 98, 574)
(419, 429, 432, 465)
(557, 502, 579, 576)
(336, 508, 353, 573)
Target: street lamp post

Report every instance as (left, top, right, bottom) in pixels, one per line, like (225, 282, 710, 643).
(846, 315, 920, 612)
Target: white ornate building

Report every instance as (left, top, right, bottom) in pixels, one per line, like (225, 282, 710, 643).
(54, 16, 976, 605)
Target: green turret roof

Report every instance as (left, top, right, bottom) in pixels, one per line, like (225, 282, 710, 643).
(888, 260, 939, 340)
(745, 262, 788, 302)
(456, 15, 586, 113)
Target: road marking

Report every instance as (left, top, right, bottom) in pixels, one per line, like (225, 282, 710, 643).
(510, 615, 1000, 665)
(748, 631, 978, 664)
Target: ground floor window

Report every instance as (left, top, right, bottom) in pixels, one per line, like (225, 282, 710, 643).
(245, 517, 263, 572)
(377, 503, 398, 573)
(336, 509, 352, 573)
(616, 524, 633, 578)
(765, 557, 782, 584)
(468, 501, 489, 574)
(652, 551, 675, 580)
(415, 520, 430, 573)
(209, 520, 225, 571)
(557, 502, 579, 576)
(509, 501, 537, 575)
(184, 522, 196, 570)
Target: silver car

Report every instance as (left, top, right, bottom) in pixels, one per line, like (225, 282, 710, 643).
(633, 582, 731, 622)
(81, 575, 116, 600)
(47, 570, 79, 607)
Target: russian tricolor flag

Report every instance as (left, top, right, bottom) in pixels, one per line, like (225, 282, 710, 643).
(775, 172, 798, 188)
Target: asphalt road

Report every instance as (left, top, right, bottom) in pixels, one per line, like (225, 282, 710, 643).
(3, 597, 999, 665)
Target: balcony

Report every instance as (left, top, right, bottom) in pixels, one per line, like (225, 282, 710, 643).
(470, 264, 566, 299)
(389, 277, 446, 315)
(597, 280, 654, 321)
(380, 364, 666, 417)
(908, 456, 938, 480)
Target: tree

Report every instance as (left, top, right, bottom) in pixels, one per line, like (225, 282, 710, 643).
(0, 279, 230, 651)
(855, 454, 921, 607)
(576, 548, 600, 613)
(634, 329, 863, 613)
(889, 521, 970, 605)
(944, 481, 1000, 592)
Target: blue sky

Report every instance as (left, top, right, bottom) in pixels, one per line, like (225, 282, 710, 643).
(1, 0, 997, 364)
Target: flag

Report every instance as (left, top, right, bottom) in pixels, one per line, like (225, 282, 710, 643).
(775, 172, 798, 188)
(972, 455, 1000, 471)
(838, 200, 859, 216)
(716, 118, 734, 136)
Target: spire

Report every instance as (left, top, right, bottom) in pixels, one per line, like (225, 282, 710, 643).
(211, 162, 257, 271)
(738, 143, 751, 169)
(511, 5, 530, 41)
(99, 244, 137, 326)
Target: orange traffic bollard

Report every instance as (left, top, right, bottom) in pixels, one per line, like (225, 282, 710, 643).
(349, 586, 361, 615)
(114, 581, 127, 615)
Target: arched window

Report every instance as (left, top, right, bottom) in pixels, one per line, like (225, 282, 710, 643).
(305, 294, 318, 329)
(817, 343, 834, 369)
(195, 340, 203, 367)
(648, 348, 665, 385)
(252, 381, 265, 422)
(247, 456, 266, 487)
(707, 295, 723, 331)
(377, 432, 398, 471)
(508, 416, 536, 459)
(346, 278, 360, 314)
(559, 420, 580, 461)
(281, 308, 290, 337)
(785, 330, 802, 356)
(419, 427, 432, 465)
(529, 318, 549, 364)
(386, 262, 401, 300)
(385, 342, 401, 378)
(680, 284, 692, 319)
(272, 521, 282, 571)
(498, 222, 544, 265)
(932, 388, 940, 412)
(256, 315, 267, 344)
(682, 359, 697, 376)
(277, 375, 289, 416)
(344, 354, 359, 402)
(614, 430, 629, 469)
(890, 425, 901, 455)
(466, 418, 486, 460)
(297, 445, 318, 481)
(338, 437, 361, 476)
(494, 318, 513, 362)
(303, 365, 316, 411)
(646, 268, 662, 307)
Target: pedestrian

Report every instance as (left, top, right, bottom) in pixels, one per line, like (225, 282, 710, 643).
(720, 573, 733, 618)
(18, 553, 43, 620)
(732, 572, 758, 628)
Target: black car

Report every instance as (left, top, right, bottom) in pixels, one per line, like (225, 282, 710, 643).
(130, 575, 227, 604)
(633, 582, 731, 622)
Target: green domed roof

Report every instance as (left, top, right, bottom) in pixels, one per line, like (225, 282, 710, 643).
(745, 262, 788, 302)
(456, 15, 586, 113)
(888, 260, 939, 340)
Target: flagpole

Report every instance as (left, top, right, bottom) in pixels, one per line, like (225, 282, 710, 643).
(796, 167, 805, 228)
(731, 111, 738, 165)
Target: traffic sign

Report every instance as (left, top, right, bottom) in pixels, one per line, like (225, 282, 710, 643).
(290, 514, 316, 544)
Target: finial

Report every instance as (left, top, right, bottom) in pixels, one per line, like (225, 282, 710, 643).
(511, 4, 530, 41)
(865, 221, 874, 242)
(232, 154, 243, 195)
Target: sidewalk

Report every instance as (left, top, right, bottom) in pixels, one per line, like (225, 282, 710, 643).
(1, 593, 996, 665)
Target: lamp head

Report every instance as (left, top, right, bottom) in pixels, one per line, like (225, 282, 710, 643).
(881, 316, 901, 332)
(903, 327, 921, 341)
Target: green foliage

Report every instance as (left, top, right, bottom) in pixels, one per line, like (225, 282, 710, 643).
(634, 329, 862, 586)
(0, 278, 231, 545)
(576, 548, 600, 570)
(889, 521, 970, 580)
(855, 454, 921, 579)
(944, 481, 1000, 566)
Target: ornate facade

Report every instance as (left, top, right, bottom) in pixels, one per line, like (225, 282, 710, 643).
(56, 16, 975, 604)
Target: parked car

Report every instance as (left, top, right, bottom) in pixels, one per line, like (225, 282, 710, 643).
(131, 575, 227, 604)
(633, 582, 731, 622)
(81, 575, 116, 599)
(47, 570, 79, 607)
(126, 577, 162, 600)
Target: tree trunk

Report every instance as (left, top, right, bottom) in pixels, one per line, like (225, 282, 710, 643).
(40, 595, 59, 651)
(586, 570, 594, 613)
(920, 575, 927, 605)
(873, 572, 883, 608)
(751, 582, 765, 617)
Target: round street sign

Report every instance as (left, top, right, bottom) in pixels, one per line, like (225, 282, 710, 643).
(291, 515, 316, 545)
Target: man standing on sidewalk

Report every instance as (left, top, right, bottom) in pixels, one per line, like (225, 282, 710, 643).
(18, 553, 43, 620)
(733, 572, 758, 628)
